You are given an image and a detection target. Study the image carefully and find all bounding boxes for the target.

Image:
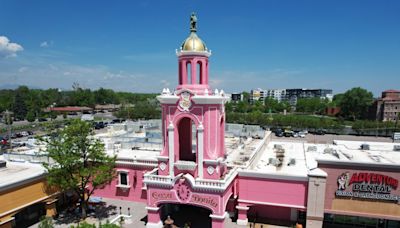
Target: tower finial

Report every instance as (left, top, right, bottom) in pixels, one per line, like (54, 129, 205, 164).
(190, 12, 197, 32)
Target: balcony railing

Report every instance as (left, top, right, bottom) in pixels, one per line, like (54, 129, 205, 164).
(143, 167, 238, 192)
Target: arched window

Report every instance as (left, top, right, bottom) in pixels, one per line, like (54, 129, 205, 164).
(187, 62, 192, 84)
(197, 61, 202, 84)
(178, 61, 182, 84)
(178, 117, 196, 162)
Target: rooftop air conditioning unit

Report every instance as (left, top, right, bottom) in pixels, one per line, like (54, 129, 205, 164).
(0, 160, 6, 168)
(394, 145, 400, 151)
(287, 158, 296, 166)
(360, 144, 370, 150)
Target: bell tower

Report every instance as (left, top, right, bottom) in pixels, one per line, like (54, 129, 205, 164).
(157, 13, 229, 180)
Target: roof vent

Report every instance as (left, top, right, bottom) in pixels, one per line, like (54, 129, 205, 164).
(307, 146, 317, 152)
(360, 144, 370, 150)
(324, 148, 339, 159)
(0, 160, 6, 168)
(274, 144, 283, 150)
(287, 158, 296, 166)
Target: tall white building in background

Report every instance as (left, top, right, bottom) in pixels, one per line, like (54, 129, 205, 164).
(250, 88, 333, 105)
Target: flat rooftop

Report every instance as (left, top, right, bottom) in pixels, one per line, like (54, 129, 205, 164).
(0, 157, 46, 191)
(249, 141, 309, 178)
(307, 140, 400, 167)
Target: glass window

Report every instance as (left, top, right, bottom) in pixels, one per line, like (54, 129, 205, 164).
(120, 172, 128, 186)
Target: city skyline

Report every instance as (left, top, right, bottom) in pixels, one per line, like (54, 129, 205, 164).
(1, 0, 400, 96)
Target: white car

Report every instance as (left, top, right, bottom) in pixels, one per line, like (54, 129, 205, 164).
(298, 132, 306, 138)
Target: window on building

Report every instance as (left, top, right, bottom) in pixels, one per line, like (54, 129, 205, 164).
(117, 170, 129, 187)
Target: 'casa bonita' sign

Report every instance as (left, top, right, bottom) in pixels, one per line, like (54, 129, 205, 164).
(336, 172, 400, 203)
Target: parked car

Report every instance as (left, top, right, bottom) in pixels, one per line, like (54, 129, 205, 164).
(298, 131, 306, 138)
(275, 129, 284, 137)
(315, 129, 326, 135)
(284, 129, 294, 137)
(94, 122, 105, 129)
(39, 117, 48, 122)
(20, 131, 29, 137)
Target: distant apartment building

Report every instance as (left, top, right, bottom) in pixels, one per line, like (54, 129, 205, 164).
(374, 89, 400, 122)
(230, 92, 243, 102)
(285, 88, 333, 106)
(250, 88, 333, 105)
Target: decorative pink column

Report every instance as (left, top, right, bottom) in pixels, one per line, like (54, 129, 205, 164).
(236, 205, 249, 226)
(146, 206, 162, 228)
(210, 213, 227, 228)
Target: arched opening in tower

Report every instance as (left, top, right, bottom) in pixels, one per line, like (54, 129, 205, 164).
(178, 117, 197, 162)
(187, 62, 192, 84)
(196, 61, 202, 84)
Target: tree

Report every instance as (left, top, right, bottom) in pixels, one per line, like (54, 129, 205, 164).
(339, 87, 374, 120)
(38, 216, 54, 228)
(13, 86, 30, 120)
(26, 110, 36, 122)
(42, 119, 116, 218)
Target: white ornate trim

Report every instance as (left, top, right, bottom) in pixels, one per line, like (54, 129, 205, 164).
(175, 160, 197, 171)
(192, 95, 229, 104)
(236, 205, 249, 211)
(145, 206, 160, 211)
(159, 162, 166, 171)
(207, 166, 215, 175)
(156, 95, 179, 104)
(146, 221, 163, 228)
(156, 156, 169, 162)
(209, 212, 228, 220)
(237, 218, 248, 226)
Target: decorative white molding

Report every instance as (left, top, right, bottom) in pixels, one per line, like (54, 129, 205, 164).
(238, 170, 308, 181)
(236, 205, 249, 211)
(145, 206, 160, 211)
(157, 95, 179, 104)
(156, 156, 169, 162)
(237, 218, 248, 226)
(168, 124, 174, 177)
(209, 212, 228, 220)
(207, 166, 215, 175)
(198, 124, 204, 178)
(175, 160, 197, 171)
(146, 221, 163, 228)
(176, 50, 211, 57)
(191, 95, 229, 104)
(159, 162, 166, 171)
(204, 157, 223, 166)
(144, 169, 238, 192)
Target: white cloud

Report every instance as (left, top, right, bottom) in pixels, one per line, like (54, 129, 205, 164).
(0, 36, 23, 58)
(160, 79, 170, 88)
(18, 67, 28, 73)
(40, 41, 53, 48)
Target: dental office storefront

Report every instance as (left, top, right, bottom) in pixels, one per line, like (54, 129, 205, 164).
(319, 162, 400, 228)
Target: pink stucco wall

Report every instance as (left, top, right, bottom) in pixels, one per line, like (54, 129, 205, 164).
(238, 176, 308, 208)
(93, 165, 151, 203)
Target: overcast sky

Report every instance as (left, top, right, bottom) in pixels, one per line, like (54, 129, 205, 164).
(0, 0, 399, 96)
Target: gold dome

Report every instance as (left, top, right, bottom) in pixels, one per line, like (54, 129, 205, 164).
(180, 12, 208, 52)
(181, 32, 207, 52)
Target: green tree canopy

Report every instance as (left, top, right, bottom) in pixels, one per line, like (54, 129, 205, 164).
(42, 119, 116, 218)
(339, 87, 374, 120)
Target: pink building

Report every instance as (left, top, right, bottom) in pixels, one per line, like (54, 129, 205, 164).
(93, 14, 400, 228)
